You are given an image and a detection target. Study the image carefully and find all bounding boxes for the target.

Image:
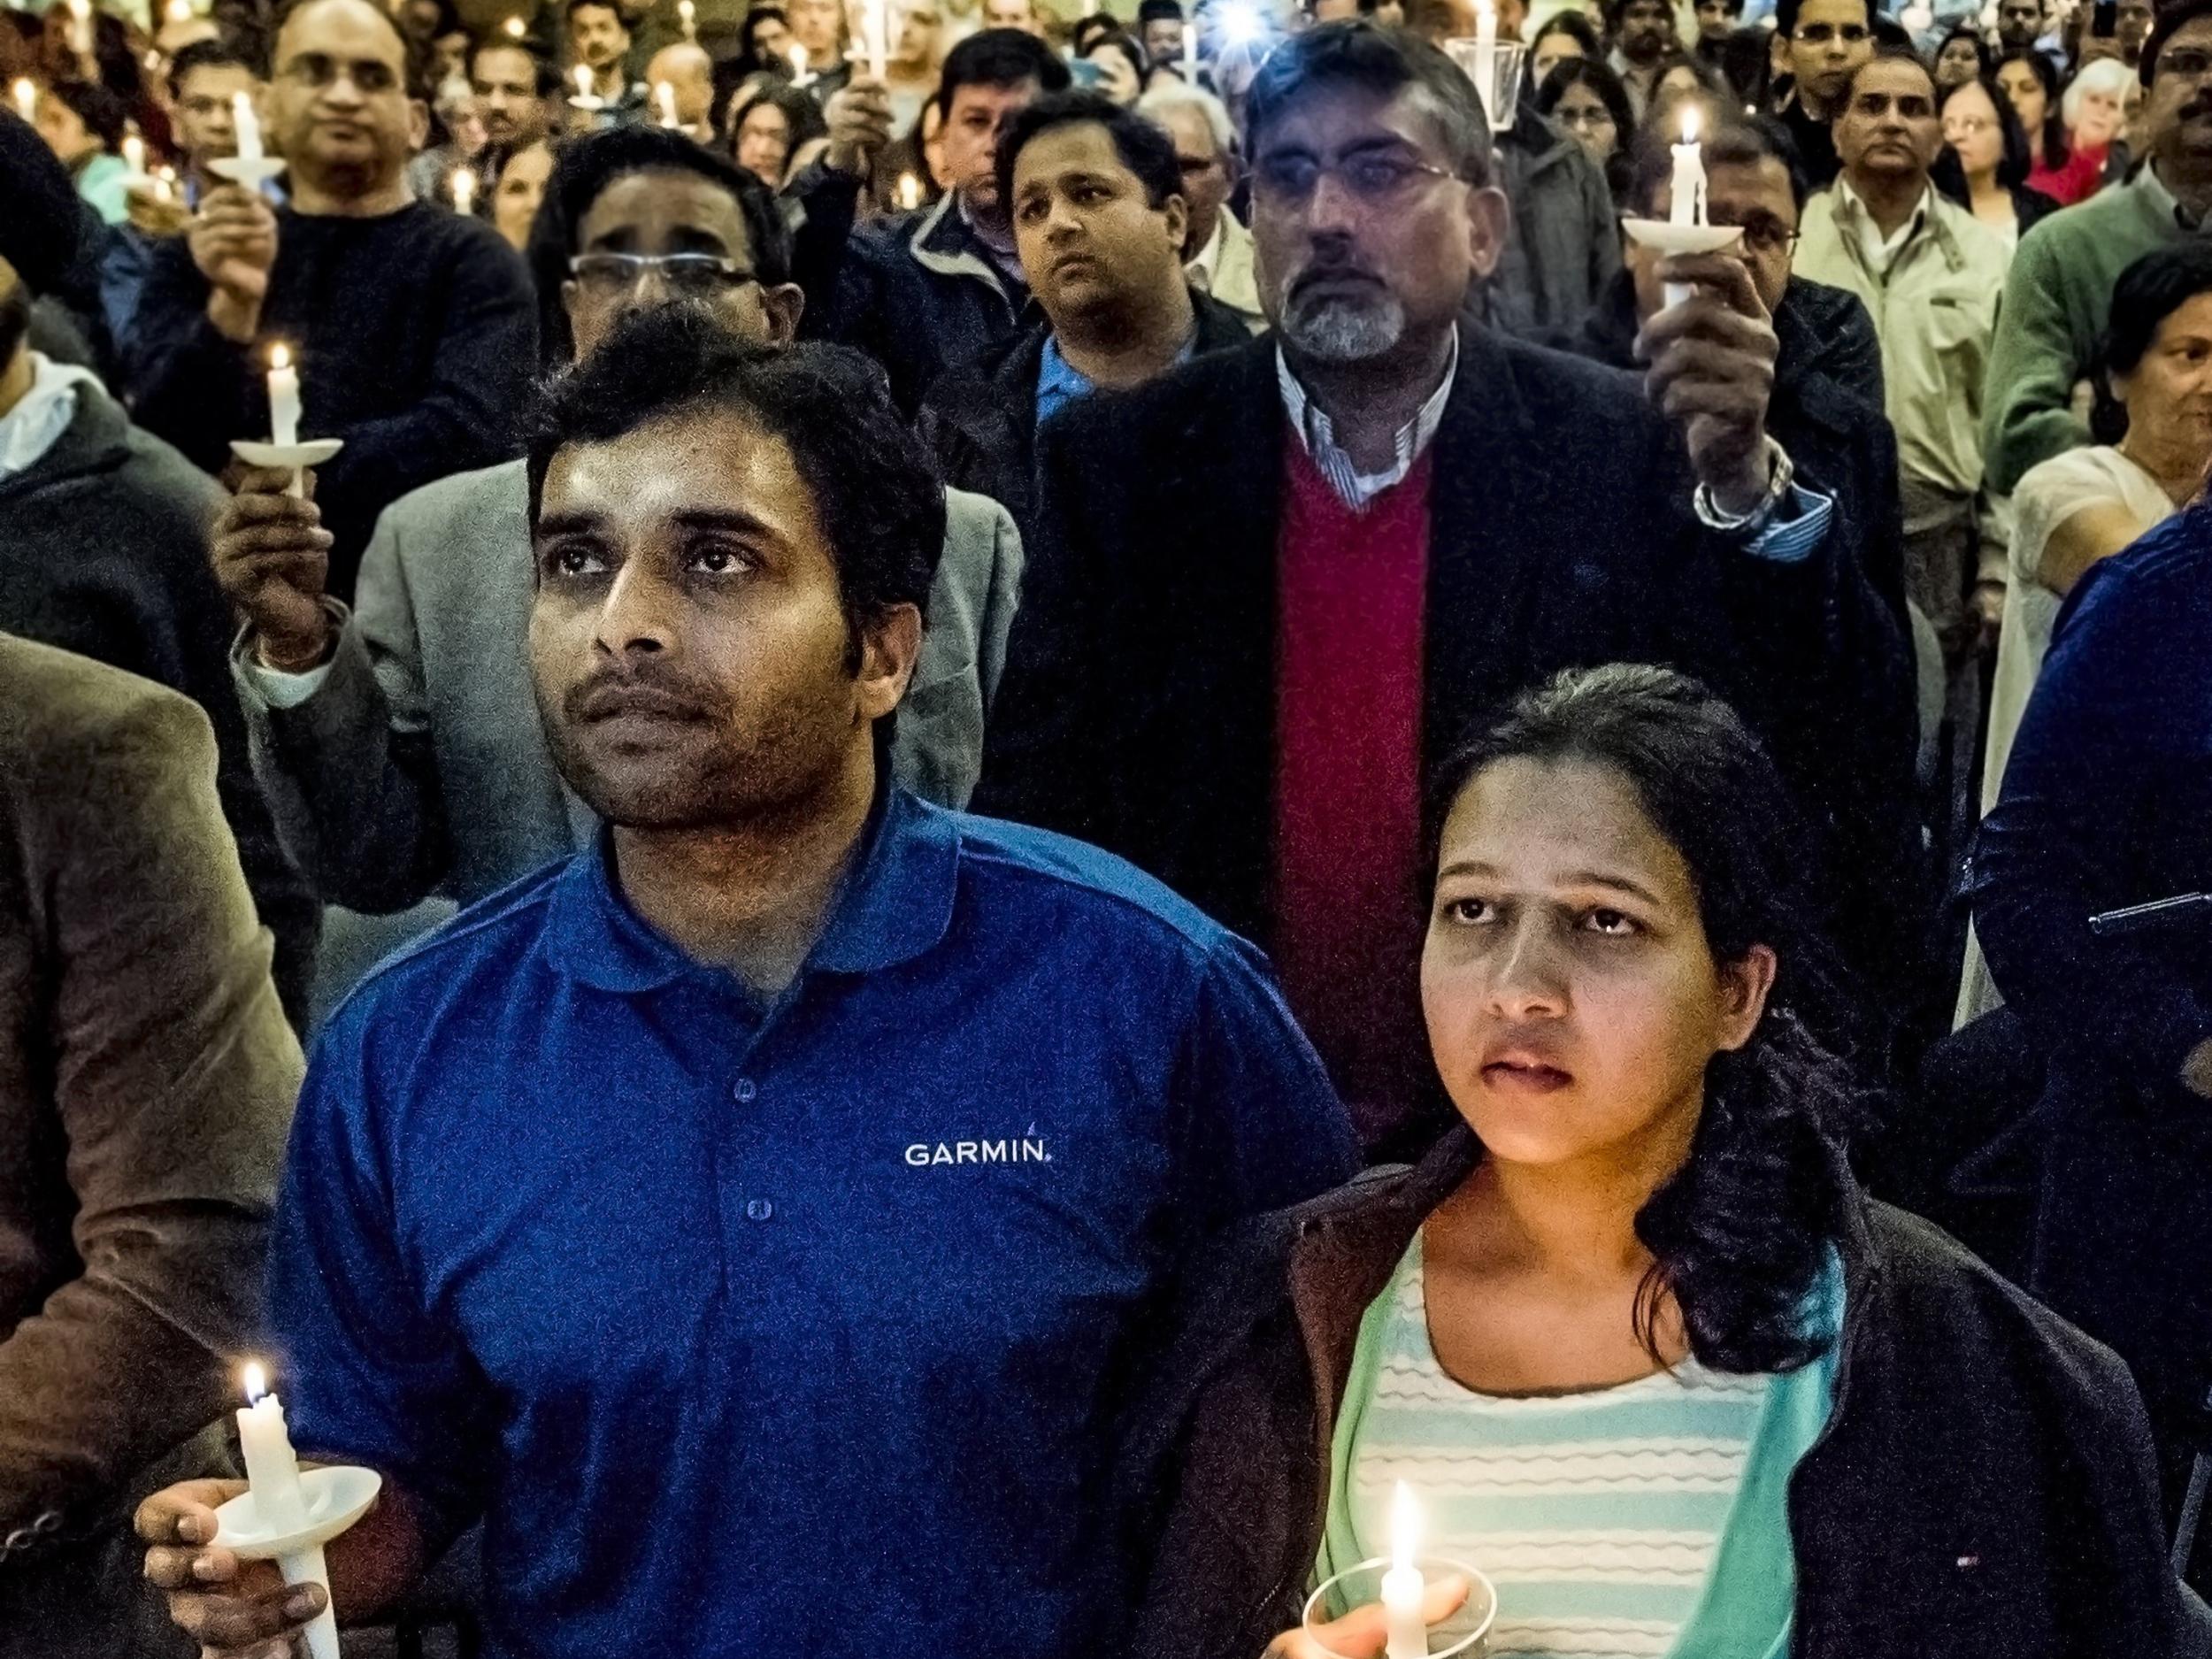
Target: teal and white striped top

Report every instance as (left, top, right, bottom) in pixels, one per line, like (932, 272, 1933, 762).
(1320, 1233, 1844, 1659)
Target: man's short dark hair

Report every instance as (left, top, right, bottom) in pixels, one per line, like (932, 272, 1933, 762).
(935, 27, 1070, 119)
(2144, 0, 2212, 85)
(473, 37, 565, 98)
(1245, 19, 1494, 188)
(526, 124, 795, 365)
(568, 0, 626, 29)
(44, 80, 128, 151)
(1136, 0, 1187, 24)
(1772, 0, 1870, 41)
(526, 310, 947, 644)
(168, 37, 264, 96)
(1628, 112, 1809, 213)
(1601, 0, 1673, 30)
(995, 88, 1184, 213)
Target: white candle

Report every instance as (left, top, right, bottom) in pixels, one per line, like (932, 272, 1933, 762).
(122, 132, 145, 173)
(232, 88, 263, 164)
(68, 0, 93, 58)
(450, 165, 475, 214)
(1181, 19, 1197, 75)
(11, 78, 34, 123)
(864, 0, 887, 81)
(1382, 1482, 1428, 1659)
(236, 1364, 310, 1532)
(896, 171, 920, 210)
(155, 163, 176, 200)
(678, 0, 695, 37)
(572, 62, 596, 104)
(787, 42, 811, 83)
(1472, 0, 1498, 119)
(1669, 103, 1705, 227)
(266, 344, 301, 447)
(655, 78, 678, 126)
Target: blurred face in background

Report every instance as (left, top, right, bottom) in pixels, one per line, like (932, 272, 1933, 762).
(2070, 78, 2124, 148)
(1552, 75, 1621, 163)
(1531, 27, 1587, 83)
(787, 0, 843, 58)
(733, 94, 793, 182)
(1940, 78, 2005, 177)
(492, 137, 554, 248)
(1995, 54, 2046, 132)
(173, 59, 260, 165)
(474, 42, 551, 149)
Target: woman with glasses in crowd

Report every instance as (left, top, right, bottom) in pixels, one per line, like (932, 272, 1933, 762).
(1538, 57, 1636, 207)
(1933, 71, 2058, 251)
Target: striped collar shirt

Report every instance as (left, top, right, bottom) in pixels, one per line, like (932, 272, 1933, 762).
(1276, 334, 1457, 511)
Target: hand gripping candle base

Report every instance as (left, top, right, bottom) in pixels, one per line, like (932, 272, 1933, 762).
(1620, 104, 1741, 311)
(214, 1365, 382, 1659)
(232, 343, 344, 498)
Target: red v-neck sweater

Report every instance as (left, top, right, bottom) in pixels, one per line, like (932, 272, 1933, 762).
(1270, 434, 1436, 1140)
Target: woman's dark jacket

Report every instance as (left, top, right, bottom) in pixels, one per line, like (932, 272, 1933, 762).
(1111, 1125, 2211, 1659)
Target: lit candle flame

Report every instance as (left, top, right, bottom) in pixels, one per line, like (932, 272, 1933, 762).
(269, 342, 291, 372)
(1680, 104, 1701, 144)
(11, 78, 35, 121)
(1390, 1480, 1421, 1575)
(165, 0, 192, 19)
(897, 173, 920, 210)
(788, 42, 808, 74)
(503, 12, 524, 34)
(242, 1361, 268, 1403)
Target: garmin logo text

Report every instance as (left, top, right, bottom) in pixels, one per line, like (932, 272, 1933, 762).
(903, 1137, 1052, 1167)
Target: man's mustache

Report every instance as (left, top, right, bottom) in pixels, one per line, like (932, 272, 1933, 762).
(565, 669, 724, 724)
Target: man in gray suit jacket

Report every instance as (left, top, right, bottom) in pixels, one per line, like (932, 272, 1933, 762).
(217, 127, 1023, 918)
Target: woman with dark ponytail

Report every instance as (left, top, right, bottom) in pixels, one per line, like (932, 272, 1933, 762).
(1114, 664, 2203, 1659)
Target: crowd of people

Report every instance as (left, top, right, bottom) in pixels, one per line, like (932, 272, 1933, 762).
(3, 0, 2212, 1650)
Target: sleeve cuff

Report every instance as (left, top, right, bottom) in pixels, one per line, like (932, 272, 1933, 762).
(1740, 484, 1836, 565)
(248, 655, 335, 710)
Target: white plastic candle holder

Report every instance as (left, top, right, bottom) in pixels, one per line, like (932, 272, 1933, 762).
(207, 155, 288, 187)
(1302, 1556, 1496, 1658)
(212, 1464, 382, 1659)
(232, 436, 343, 498)
(1620, 217, 1743, 311)
(1442, 37, 1527, 133)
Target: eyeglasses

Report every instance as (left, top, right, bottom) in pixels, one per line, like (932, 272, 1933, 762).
(1709, 214, 1801, 255)
(2158, 46, 2212, 81)
(567, 252, 759, 296)
(1252, 150, 1459, 207)
(1790, 21, 1869, 42)
(1942, 114, 1993, 138)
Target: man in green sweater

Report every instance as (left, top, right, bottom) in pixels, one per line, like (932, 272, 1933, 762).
(1983, 0, 2212, 494)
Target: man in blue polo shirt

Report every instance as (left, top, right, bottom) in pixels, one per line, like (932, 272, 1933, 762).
(135, 310, 1356, 1659)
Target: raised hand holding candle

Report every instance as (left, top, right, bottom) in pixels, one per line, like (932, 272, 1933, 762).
(1382, 1482, 1427, 1659)
(266, 343, 302, 448)
(232, 88, 264, 164)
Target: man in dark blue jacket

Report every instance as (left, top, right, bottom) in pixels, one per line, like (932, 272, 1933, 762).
(794, 29, 1070, 412)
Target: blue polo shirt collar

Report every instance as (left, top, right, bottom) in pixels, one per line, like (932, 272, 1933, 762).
(543, 786, 960, 994)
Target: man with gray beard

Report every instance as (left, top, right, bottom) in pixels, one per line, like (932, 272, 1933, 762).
(979, 21, 1920, 1149)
